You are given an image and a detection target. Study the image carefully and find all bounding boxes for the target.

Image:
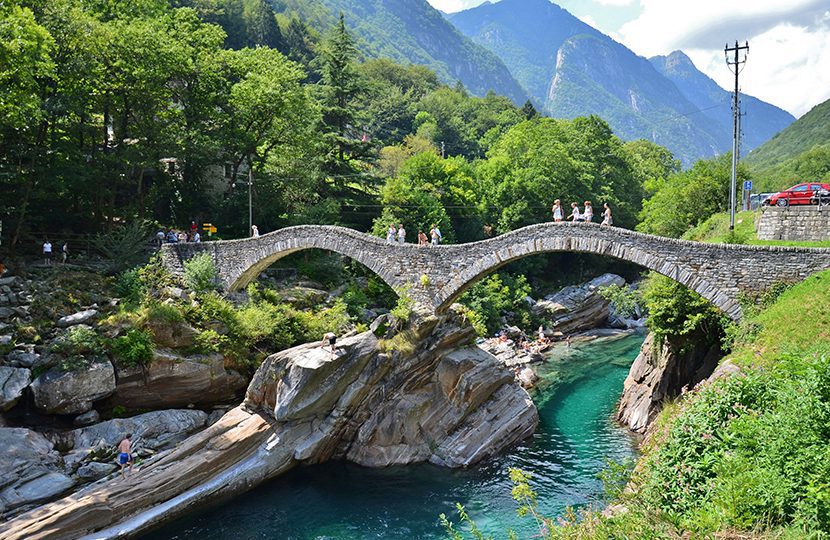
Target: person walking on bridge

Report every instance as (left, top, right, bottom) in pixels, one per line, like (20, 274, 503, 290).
(601, 203, 613, 226)
(397, 224, 406, 244)
(386, 224, 396, 245)
(430, 224, 442, 246)
(583, 201, 593, 223)
(551, 199, 563, 222)
(567, 202, 582, 222)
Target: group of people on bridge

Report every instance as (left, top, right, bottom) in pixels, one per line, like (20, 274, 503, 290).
(552, 200, 613, 226)
(385, 223, 443, 247)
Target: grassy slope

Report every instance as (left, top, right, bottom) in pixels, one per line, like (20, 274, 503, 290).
(683, 209, 830, 247)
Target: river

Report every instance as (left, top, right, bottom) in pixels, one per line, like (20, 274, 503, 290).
(145, 333, 643, 540)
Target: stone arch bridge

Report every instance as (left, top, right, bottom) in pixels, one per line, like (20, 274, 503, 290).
(161, 223, 830, 320)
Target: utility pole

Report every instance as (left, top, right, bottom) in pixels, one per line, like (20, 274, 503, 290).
(441, 141, 445, 159)
(725, 40, 748, 230)
(247, 160, 253, 237)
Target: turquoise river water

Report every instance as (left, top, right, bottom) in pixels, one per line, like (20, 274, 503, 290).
(146, 333, 644, 540)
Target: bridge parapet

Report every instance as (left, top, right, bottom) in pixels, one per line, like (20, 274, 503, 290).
(162, 223, 830, 320)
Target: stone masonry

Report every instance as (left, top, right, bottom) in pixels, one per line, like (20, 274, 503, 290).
(162, 222, 830, 320)
(757, 206, 830, 242)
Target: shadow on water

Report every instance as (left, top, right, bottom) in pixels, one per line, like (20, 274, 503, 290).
(145, 334, 644, 540)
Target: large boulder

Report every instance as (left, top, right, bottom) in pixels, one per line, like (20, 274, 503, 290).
(56, 309, 98, 328)
(143, 320, 197, 349)
(0, 428, 75, 515)
(617, 333, 721, 433)
(534, 273, 625, 334)
(109, 350, 246, 410)
(0, 366, 30, 411)
(30, 360, 116, 415)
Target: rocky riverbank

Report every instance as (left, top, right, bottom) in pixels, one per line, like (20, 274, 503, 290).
(0, 304, 537, 539)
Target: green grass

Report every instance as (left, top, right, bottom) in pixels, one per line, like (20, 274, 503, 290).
(683, 210, 830, 248)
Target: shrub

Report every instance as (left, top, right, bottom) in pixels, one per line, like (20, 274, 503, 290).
(51, 326, 103, 356)
(183, 252, 218, 294)
(141, 301, 185, 325)
(390, 286, 415, 325)
(93, 220, 153, 273)
(459, 273, 535, 336)
(110, 328, 154, 368)
(342, 282, 369, 317)
(598, 283, 641, 319)
(115, 268, 144, 308)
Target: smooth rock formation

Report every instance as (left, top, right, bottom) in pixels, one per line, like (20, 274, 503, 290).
(534, 273, 625, 334)
(30, 360, 116, 415)
(617, 333, 721, 433)
(72, 410, 100, 428)
(76, 462, 117, 481)
(0, 307, 537, 539)
(142, 319, 197, 349)
(0, 366, 31, 411)
(108, 350, 246, 410)
(6, 349, 39, 368)
(56, 309, 98, 328)
(0, 428, 75, 516)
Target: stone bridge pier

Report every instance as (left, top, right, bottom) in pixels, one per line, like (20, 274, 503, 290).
(162, 223, 830, 320)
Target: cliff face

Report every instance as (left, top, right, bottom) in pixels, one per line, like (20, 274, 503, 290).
(0, 306, 537, 539)
(617, 332, 722, 433)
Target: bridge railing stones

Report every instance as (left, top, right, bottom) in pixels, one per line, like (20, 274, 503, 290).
(162, 222, 830, 321)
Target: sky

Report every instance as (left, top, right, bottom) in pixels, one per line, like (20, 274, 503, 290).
(426, 0, 830, 118)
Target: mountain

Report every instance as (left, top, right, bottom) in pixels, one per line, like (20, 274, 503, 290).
(650, 51, 794, 156)
(448, 0, 794, 165)
(273, 0, 528, 104)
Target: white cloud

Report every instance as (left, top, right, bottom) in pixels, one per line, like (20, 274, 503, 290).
(616, 0, 830, 116)
(593, 0, 635, 6)
(426, 0, 493, 13)
(576, 13, 601, 30)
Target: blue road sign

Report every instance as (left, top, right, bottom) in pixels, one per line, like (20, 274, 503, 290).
(743, 180, 752, 191)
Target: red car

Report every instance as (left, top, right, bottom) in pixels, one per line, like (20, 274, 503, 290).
(765, 182, 830, 207)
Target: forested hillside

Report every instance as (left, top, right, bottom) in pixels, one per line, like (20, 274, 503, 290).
(745, 98, 830, 191)
(271, 0, 528, 104)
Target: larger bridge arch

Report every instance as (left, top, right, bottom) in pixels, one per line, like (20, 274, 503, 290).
(162, 223, 830, 320)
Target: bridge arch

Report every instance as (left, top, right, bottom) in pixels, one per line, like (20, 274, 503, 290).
(162, 223, 830, 321)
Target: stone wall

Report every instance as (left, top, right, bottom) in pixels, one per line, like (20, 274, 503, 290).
(163, 222, 830, 320)
(757, 206, 830, 242)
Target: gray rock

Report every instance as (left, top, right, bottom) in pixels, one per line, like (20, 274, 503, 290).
(0, 428, 75, 514)
(533, 273, 625, 334)
(56, 309, 99, 328)
(30, 360, 116, 415)
(0, 334, 11, 345)
(7, 349, 38, 368)
(0, 276, 20, 287)
(65, 409, 208, 453)
(73, 409, 100, 427)
(77, 461, 117, 481)
(0, 366, 31, 411)
(109, 350, 246, 410)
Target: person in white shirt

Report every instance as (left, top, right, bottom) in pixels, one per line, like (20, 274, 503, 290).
(42, 240, 52, 266)
(397, 224, 406, 244)
(193, 231, 201, 243)
(567, 202, 582, 222)
(386, 224, 395, 245)
(601, 203, 613, 226)
(583, 201, 593, 223)
(251, 225, 260, 238)
(429, 224, 442, 246)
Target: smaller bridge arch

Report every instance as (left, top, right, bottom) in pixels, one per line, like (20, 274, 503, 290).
(162, 223, 830, 320)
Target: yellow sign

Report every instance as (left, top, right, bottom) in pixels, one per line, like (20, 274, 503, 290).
(209, 226, 217, 233)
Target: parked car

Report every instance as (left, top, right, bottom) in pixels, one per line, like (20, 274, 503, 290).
(764, 182, 830, 207)
(811, 188, 830, 206)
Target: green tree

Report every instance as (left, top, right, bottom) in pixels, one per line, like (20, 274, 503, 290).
(316, 13, 370, 178)
(637, 153, 748, 238)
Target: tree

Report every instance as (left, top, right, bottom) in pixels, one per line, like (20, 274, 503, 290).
(637, 153, 748, 238)
(520, 99, 539, 120)
(316, 13, 370, 178)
